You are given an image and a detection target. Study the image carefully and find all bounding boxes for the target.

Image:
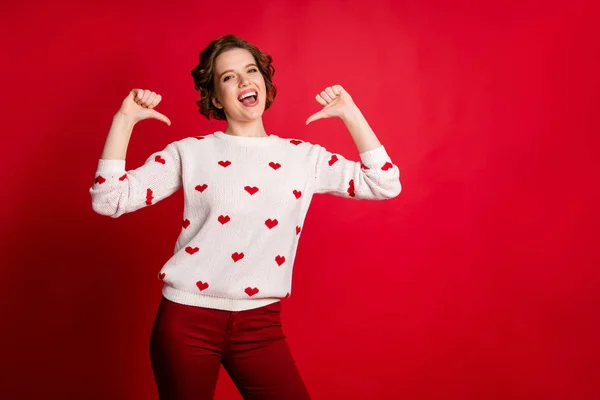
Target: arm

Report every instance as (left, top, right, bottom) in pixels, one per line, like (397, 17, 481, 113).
(339, 105, 381, 154)
(89, 89, 179, 217)
(99, 112, 136, 160)
(89, 139, 182, 217)
(313, 143, 400, 199)
(307, 85, 401, 199)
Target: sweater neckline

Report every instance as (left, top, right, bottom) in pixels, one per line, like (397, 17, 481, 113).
(214, 131, 279, 146)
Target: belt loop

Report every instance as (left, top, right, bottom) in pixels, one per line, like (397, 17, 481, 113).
(228, 310, 237, 330)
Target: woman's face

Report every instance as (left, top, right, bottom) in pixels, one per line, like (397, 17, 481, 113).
(212, 48, 267, 122)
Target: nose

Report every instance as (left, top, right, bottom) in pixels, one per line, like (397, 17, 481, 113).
(239, 75, 251, 87)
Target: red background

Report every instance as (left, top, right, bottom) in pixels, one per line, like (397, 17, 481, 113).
(1, 0, 599, 399)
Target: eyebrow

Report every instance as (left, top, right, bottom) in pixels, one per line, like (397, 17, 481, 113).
(218, 64, 258, 80)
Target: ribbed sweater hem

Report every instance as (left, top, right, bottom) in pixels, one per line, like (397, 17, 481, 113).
(162, 286, 280, 311)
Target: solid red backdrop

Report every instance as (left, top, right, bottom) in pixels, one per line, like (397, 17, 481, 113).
(1, 0, 598, 399)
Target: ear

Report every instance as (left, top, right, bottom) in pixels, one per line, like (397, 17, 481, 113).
(212, 96, 223, 109)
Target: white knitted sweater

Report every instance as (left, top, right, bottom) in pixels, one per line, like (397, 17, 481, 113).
(89, 131, 401, 311)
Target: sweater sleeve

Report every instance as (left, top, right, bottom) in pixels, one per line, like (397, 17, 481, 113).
(89, 142, 182, 217)
(313, 144, 401, 200)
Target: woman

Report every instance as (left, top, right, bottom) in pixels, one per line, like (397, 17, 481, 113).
(90, 34, 401, 400)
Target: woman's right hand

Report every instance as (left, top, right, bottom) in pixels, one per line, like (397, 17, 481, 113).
(117, 89, 171, 126)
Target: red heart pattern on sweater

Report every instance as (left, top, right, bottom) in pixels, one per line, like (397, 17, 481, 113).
(185, 246, 199, 255)
(265, 219, 278, 229)
(347, 180, 355, 197)
(95, 132, 395, 302)
(146, 188, 154, 205)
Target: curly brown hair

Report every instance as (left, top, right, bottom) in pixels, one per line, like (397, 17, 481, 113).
(191, 34, 277, 121)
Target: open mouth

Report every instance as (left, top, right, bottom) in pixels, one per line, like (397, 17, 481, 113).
(238, 91, 258, 106)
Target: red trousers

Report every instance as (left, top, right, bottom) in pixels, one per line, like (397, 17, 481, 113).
(149, 296, 311, 400)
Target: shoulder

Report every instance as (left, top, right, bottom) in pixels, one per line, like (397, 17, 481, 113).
(168, 132, 220, 149)
(273, 134, 324, 154)
(272, 135, 348, 168)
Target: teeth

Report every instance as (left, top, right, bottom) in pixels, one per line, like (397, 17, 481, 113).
(239, 91, 257, 100)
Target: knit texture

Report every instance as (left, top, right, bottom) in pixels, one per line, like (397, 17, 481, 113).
(89, 131, 401, 311)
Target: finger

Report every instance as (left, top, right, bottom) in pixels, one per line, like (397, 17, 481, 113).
(144, 90, 155, 106)
(149, 92, 159, 107)
(145, 92, 157, 108)
(134, 89, 145, 104)
(305, 110, 326, 125)
(325, 87, 336, 100)
(320, 91, 332, 103)
(135, 90, 144, 103)
(130, 89, 142, 101)
(315, 94, 327, 107)
(149, 94, 162, 109)
(332, 85, 343, 95)
(149, 109, 171, 126)
(140, 90, 152, 105)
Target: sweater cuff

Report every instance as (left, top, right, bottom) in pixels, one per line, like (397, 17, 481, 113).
(359, 145, 390, 166)
(96, 159, 126, 174)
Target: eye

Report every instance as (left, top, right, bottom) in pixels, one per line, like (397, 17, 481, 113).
(248, 68, 258, 73)
(223, 75, 233, 82)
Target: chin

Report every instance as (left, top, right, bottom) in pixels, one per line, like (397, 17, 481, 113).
(244, 110, 265, 121)
(234, 103, 266, 120)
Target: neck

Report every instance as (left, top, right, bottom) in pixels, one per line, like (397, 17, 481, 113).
(224, 118, 268, 138)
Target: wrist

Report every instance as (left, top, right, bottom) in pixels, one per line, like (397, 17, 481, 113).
(341, 105, 362, 124)
(114, 110, 137, 125)
(111, 112, 137, 137)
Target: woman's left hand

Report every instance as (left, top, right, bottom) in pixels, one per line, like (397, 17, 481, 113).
(305, 85, 357, 125)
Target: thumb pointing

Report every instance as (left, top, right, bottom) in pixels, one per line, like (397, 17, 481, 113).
(305, 111, 325, 125)
(149, 109, 171, 126)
